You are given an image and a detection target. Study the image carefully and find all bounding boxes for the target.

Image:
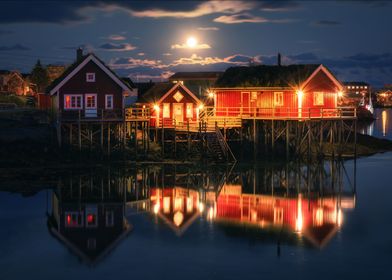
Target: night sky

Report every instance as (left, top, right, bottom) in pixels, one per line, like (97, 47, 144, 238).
(0, 0, 391, 87)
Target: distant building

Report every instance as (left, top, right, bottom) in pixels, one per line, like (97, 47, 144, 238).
(168, 71, 223, 98)
(341, 81, 370, 106)
(0, 70, 32, 95)
(376, 89, 392, 107)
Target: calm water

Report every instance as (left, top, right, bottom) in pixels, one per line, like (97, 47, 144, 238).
(0, 154, 391, 280)
(358, 108, 392, 140)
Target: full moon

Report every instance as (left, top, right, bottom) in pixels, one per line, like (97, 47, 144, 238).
(186, 37, 197, 48)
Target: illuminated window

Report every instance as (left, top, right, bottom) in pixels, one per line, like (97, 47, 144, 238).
(86, 73, 95, 82)
(251, 91, 258, 100)
(64, 95, 82, 109)
(163, 197, 171, 213)
(347, 86, 351, 89)
(85, 94, 97, 109)
(86, 207, 98, 227)
(186, 197, 193, 213)
(174, 197, 184, 212)
(163, 103, 170, 118)
(314, 92, 324, 106)
(186, 103, 193, 118)
(364, 86, 368, 89)
(105, 95, 113, 109)
(65, 212, 83, 227)
(274, 92, 284, 106)
(356, 86, 359, 89)
(173, 91, 184, 102)
(105, 210, 114, 227)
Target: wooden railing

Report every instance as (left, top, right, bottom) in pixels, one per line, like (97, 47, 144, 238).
(59, 109, 124, 121)
(199, 106, 357, 120)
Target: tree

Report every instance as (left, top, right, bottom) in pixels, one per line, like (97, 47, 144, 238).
(30, 60, 49, 93)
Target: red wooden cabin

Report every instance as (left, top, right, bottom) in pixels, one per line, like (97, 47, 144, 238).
(140, 82, 203, 128)
(47, 49, 137, 121)
(212, 64, 344, 119)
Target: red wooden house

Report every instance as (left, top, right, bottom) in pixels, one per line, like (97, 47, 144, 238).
(47, 49, 137, 120)
(212, 64, 344, 119)
(139, 82, 203, 127)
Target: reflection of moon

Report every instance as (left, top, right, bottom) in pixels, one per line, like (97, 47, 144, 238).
(173, 211, 184, 227)
(186, 37, 197, 48)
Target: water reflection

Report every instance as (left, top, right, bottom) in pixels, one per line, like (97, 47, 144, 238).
(47, 160, 356, 263)
(358, 108, 391, 139)
(47, 171, 132, 265)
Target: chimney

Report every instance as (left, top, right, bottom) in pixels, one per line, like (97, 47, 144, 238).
(277, 53, 282, 66)
(76, 47, 83, 61)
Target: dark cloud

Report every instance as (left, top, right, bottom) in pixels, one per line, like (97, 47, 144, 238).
(0, 44, 30, 51)
(99, 42, 136, 51)
(313, 20, 341, 26)
(259, 0, 300, 11)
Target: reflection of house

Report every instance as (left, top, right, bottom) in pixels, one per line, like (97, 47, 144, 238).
(169, 71, 223, 98)
(47, 176, 132, 265)
(0, 70, 32, 95)
(213, 64, 343, 118)
(46, 49, 137, 120)
(211, 185, 354, 248)
(139, 82, 203, 127)
(150, 187, 201, 235)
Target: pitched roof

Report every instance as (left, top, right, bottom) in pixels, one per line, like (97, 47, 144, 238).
(121, 77, 136, 89)
(215, 64, 320, 87)
(138, 82, 174, 103)
(169, 71, 223, 81)
(46, 53, 134, 94)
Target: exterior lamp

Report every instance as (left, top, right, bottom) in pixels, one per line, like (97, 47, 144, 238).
(208, 91, 214, 98)
(338, 91, 343, 98)
(153, 104, 160, 111)
(198, 104, 204, 110)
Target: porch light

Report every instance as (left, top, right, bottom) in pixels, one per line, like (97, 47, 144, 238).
(338, 91, 343, 98)
(296, 90, 304, 96)
(198, 103, 204, 110)
(208, 91, 214, 98)
(153, 104, 160, 111)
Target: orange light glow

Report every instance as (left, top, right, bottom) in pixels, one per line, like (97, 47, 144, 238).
(198, 202, 205, 213)
(153, 203, 160, 214)
(382, 110, 387, 136)
(173, 211, 184, 227)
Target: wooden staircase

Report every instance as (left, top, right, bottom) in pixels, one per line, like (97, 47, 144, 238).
(205, 126, 236, 163)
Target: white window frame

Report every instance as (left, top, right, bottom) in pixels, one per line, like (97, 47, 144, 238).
(163, 103, 170, 118)
(86, 72, 95, 82)
(105, 94, 114, 109)
(274, 92, 284, 107)
(186, 103, 193, 118)
(313, 92, 324, 106)
(85, 93, 97, 109)
(64, 94, 83, 110)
